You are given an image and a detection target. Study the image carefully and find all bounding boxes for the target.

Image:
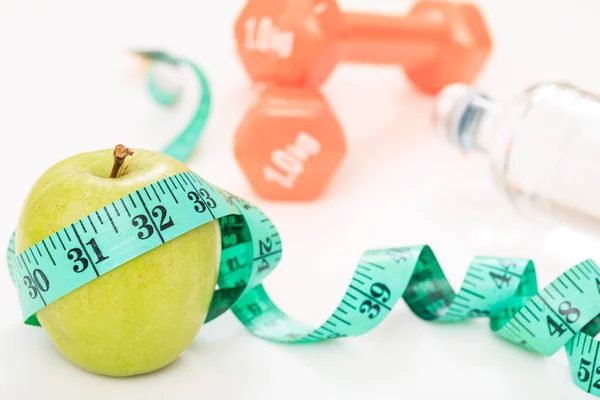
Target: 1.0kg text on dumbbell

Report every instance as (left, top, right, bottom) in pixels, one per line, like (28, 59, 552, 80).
(243, 16, 295, 59)
(234, 86, 346, 201)
(263, 131, 322, 189)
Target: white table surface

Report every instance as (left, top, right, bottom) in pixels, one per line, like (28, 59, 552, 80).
(2, 0, 600, 398)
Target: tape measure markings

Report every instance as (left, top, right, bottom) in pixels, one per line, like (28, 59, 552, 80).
(9, 171, 248, 325)
(12, 209, 600, 397)
(207, 240, 600, 398)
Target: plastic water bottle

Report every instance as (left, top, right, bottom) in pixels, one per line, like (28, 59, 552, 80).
(433, 82, 600, 234)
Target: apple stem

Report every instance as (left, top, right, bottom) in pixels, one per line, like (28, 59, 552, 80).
(110, 144, 134, 178)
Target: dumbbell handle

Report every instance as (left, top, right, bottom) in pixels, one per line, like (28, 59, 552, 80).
(341, 12, 447, 69)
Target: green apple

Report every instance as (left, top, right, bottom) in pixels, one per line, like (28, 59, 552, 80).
(15, 145, 221, 377)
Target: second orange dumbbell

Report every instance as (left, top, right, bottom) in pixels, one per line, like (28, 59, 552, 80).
(234, 0, 493, 94)
(234, 86, 346, 201)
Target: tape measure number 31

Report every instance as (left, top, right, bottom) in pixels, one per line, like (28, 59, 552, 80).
(5, 50, 600, 398)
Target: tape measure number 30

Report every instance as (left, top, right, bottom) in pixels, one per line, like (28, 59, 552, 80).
(5, 50, 600, 398)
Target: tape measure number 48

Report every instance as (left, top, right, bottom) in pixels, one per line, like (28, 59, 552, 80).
(5, 50, 600, 398)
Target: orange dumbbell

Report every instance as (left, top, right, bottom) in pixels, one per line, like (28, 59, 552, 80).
(234, 86, 346, 201)
(234, 0, 492, 94)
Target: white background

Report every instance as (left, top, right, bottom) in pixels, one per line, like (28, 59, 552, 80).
(2, 0, 600, 399)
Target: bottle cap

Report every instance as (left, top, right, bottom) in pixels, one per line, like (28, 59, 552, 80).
(432, 83, 475, 148)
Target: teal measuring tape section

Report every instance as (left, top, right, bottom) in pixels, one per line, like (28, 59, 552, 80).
(135, 50, 212, 163)
(6, 171, 279, 328)
(5, 51, 600, 397)
(8, 208, 600, 397)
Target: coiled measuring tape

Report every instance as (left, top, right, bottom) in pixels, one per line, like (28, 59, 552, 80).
(6, 51, 600, 398)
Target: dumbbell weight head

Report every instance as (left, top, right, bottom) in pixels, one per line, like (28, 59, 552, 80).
(233, 0, 344, 87)
(234, 86, 347, 201)
(403, 1, 492, 94)
(233, 0, 492, 93)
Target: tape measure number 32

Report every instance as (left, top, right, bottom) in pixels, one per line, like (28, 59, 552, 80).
(6, 50, 600, 398)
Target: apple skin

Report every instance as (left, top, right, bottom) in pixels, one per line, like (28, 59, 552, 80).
(15, 147, 221, 377)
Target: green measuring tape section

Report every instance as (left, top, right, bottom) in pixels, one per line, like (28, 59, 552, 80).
(6, 51, 600, 398)
(137, 49, 212, 163)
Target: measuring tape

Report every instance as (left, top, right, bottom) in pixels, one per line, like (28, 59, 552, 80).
(6, 51, 600, 398)
(136, 49, 212, 162)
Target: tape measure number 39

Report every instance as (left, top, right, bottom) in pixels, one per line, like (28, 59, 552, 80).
(5, 50, 600, 398)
